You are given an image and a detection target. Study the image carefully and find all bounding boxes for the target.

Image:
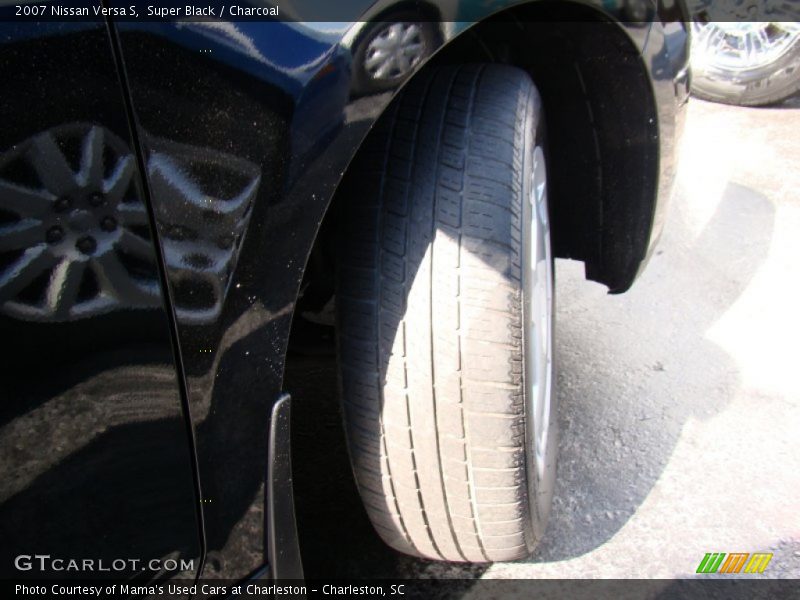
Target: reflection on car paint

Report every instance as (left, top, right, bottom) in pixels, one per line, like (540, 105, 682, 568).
(0, 127, 259, 324)
(0, 21, 201, 580)
(146, 137, 260, 324)
(0, 123, 160, 321)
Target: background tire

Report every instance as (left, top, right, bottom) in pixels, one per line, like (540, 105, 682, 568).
(690, 22, 800, 106)
(336, 64, 557, 562)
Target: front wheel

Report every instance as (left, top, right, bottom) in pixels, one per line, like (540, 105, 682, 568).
(336, 64, 557, 562)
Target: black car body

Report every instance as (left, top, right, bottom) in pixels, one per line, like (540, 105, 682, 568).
(0, 0, 689, 583)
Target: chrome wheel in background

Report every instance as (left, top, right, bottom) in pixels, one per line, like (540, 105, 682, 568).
(690, 21, 800, 105)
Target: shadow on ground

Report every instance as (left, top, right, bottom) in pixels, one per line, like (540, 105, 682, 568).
(527, 181, 774, 563)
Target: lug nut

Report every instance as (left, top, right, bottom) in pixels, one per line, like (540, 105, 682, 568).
(100, 216, 117, 231)
(46, 226, 64, 244)
(76, 236, 97, 255)
(54, 197, 71, 212)
(88, 192, 105, 207)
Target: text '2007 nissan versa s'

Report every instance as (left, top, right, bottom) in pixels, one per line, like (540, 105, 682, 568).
(0, 0, 689, 587)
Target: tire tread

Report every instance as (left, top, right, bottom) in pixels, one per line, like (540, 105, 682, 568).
(338, 64, 539, 562)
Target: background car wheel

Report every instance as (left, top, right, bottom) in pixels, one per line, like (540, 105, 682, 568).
(336, 64, 557, 562)
(351, 20, 438, 95)
(690, 22, 800, 106)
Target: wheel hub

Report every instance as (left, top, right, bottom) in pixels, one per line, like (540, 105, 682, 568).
(44, 193, 121, 259)
(527, 145, 554, 480)
(364, 23, 425, 81)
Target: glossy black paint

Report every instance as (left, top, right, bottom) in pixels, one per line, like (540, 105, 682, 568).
(0, 0, 688, 583)
(113, 19, 302, 581)
(0, 20, 200, 579)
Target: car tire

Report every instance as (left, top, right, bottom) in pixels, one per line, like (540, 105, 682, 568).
(691, 23, 800, 106)
(336, 64, 557, 562)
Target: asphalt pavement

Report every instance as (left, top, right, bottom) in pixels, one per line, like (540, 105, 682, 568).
(288, 96, 800, 584)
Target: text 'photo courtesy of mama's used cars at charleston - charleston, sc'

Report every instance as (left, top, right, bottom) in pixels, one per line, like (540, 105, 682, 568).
(1, 0, 798, 597)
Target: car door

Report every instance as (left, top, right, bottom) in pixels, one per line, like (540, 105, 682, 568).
(0, 19, 201, 580)
(108, 16, 329, 579)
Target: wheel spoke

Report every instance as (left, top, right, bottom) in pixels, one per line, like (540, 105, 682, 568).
(80, 126, 105, 187)
(375, 56, 396, 79)
(91, 252, 132, 298)
(401, 25, 419, 45)
(395, 51, 410, 74)
(0, 180, 54, 218)
(45, 258, 85, 317)
(364, 48, 389, 70)
(402, 43, 423, 57)
(104, 155, 136, 202)
(369, 34, 393, 51)
(0, 245, 56, 300)
(29, 132, 76, 193)
(117, 229, 154, 259)
(0, 219, 43, 252)
(91, 252, 155, 303)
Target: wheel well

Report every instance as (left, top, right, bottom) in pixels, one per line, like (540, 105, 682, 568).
(303, 0, 659, 307)
(371, 0, 442, 22)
